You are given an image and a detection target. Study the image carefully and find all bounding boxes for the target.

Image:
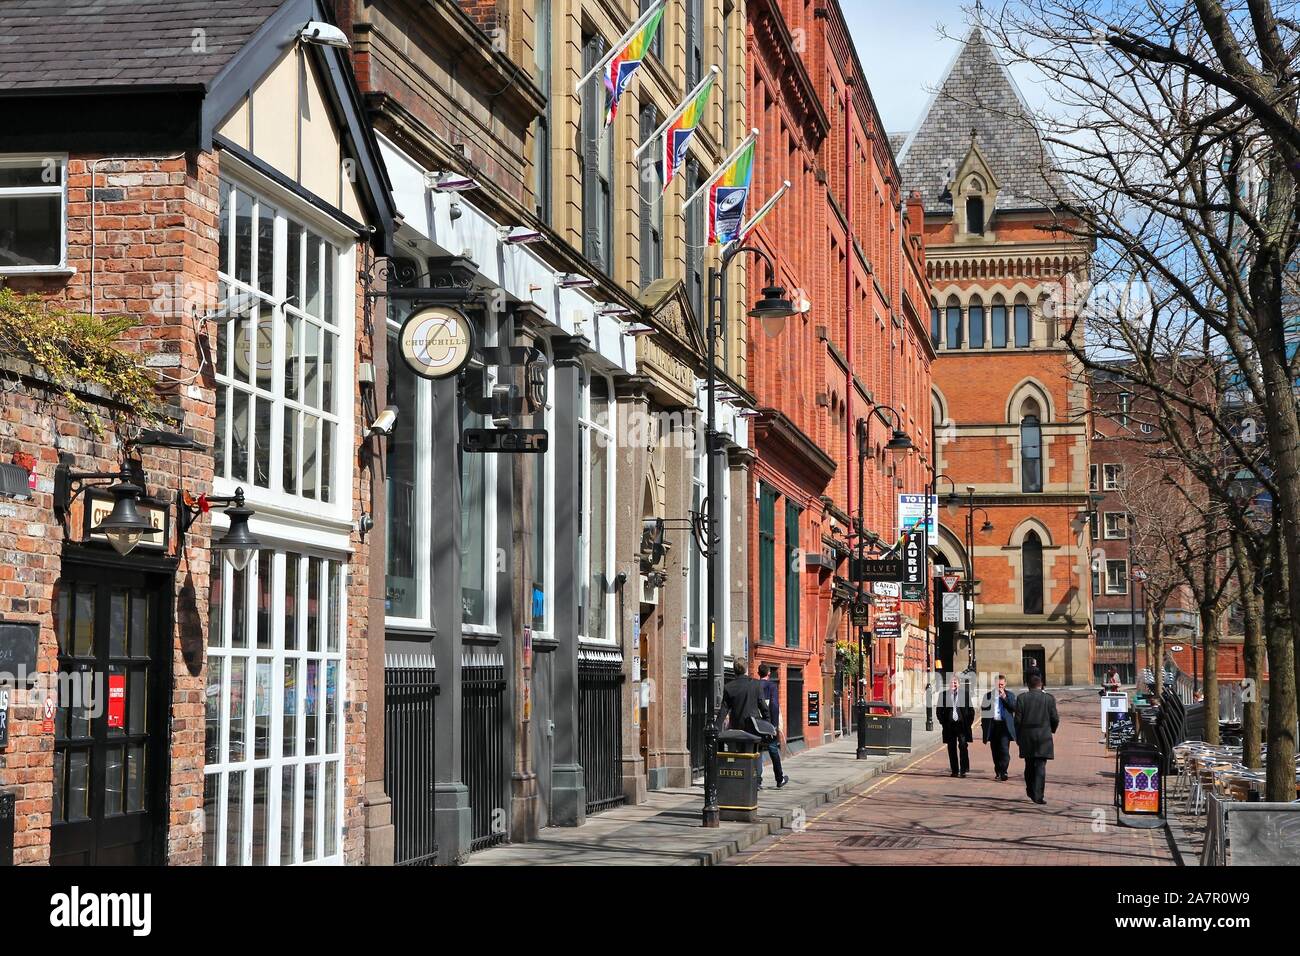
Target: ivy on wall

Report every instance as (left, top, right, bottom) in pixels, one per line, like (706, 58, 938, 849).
(0, 287, 161, 437)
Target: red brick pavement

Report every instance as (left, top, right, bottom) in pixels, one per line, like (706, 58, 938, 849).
(727, 689, 1176, 865)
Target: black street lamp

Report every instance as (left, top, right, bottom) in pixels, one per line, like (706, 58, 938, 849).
(54, 458, 161, 557)
(701, 245, 796, 829)
(853, 405, 914, 759)
(179, 487, 263, 571)
(938, 481, 991, 673)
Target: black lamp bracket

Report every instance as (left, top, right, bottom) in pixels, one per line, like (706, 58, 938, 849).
(177, 486, 248, 538)
(53, 454, 146, 522)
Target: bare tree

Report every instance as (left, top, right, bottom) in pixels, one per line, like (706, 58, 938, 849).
(972, 0, 1300, 801)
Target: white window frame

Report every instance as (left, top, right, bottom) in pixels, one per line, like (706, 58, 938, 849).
(204, 547, 348, 866)
(1106, 558, 1129, 595)
(213, 168, 357, 534)
(0, 153, 68, 274)
(1103, 512, 1128, 539)
(461, 318, 500, 637)
(579, 366, 617, 645)
(1103, 463, 1124, 491)
(687, 451, 706, 653)
(384, 304, 432, 630)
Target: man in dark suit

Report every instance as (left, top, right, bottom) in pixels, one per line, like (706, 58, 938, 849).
(756, 663, 788, 789)
(1012, 669, 1060, 804)
(716, 659, 764, 733)
(981, 673, 1017, 781)
(936, 674, 975, 777)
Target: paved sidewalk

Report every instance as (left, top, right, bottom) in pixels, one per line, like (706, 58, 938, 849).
(466, 710, 942, 865)
(727, 689, 1179, 865)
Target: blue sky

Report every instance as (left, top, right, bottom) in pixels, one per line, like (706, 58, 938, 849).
(845, 1, 1045, 136)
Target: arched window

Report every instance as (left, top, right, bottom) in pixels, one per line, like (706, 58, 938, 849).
(968, 296, 985, 348)
(1014, 294, 1031, 348)
(930, 303, 941, 347)
(1022, 531, 1043, 614)
(991, 295, 1007, 348)
(966, 195, 985, 235)
(945, 296, 962, 350)
(1040, 294, 1057, 345)
(1020, 398, 1042, 493)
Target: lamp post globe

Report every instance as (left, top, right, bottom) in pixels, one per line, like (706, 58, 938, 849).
(93, 482, 158, 556)
(749, 285, 796, 337)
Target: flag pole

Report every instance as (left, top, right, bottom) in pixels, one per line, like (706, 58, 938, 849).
(572, 0, 667, 93)
(683, 128, 759, 208)
(635, 65, 720, 157)
(726, 180, 792, 251)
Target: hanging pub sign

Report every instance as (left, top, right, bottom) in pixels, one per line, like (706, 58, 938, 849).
(461, 428, 549, 454)
(85, 490, 168, 551)
(901, 582, 925, 602)
(903, 530, 924, 586)
(399, 305, 475, 380)
(850, 556, 904, 583)
(850, 602, 871, 627)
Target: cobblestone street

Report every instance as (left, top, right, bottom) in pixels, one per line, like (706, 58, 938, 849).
(728, 689, 1179, 866)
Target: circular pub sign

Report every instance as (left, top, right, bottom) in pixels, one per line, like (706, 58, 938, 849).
(399, 306, 475, 380)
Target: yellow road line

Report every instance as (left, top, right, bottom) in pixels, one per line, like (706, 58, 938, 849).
(740, 746, 943, 864)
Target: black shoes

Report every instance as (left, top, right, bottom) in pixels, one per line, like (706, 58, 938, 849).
(951, 771, 959, 777)
(1034, 798, 1047, 805)
(777, 775, 790, 789)
(959, 772, 967, 778)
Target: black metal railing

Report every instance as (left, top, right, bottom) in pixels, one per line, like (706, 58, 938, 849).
(787, 668, 805, 743)
(462, 663, 508, 852)
(578, 658, 625, 815)
(384, 663, 439, 866)
(687, 669, 709, 776)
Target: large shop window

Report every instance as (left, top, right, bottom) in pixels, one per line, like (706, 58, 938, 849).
(204, 551, 346, 865)
(215, 180, 346, 508)
(385, 327, 430, 625)
(460, 400, 494, 629)
(687, 456, 705, 653)
(0, 155, 66, 270)
(579, 369, 616, 642)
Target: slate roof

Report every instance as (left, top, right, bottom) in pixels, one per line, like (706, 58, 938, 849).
(897, 27, 1074, 214)
(0, 0, 285, 92)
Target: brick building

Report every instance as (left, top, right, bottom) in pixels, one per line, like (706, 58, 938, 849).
(897, 27, 1093, 686)
(743, 0, 935, 746)
(0, 0, 395, 864)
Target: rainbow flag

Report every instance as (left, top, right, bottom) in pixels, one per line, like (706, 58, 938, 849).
(604, 5, 665, 127)
(730, 181, 791, 249)
(661, 72, 716, 194)
(708, 139, 755, 245)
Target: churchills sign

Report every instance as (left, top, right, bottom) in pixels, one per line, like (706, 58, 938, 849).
(399, 306, 475, 380)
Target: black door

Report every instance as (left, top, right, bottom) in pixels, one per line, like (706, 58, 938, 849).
(51, 563, 171, 865)
(1021, 647, 1045, 688)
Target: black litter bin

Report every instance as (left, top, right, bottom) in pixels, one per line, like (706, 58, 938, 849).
(717, 729, 763, 822)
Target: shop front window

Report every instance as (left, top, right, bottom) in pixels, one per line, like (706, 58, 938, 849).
(204, 551, 345, 865)
(215, 179, 346, 508)
(385, 328, 429, 624)
(579, 369, 615, 642)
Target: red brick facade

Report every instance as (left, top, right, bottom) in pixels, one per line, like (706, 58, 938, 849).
(0, 150, 373, 864)
(745, 0, 934, 743)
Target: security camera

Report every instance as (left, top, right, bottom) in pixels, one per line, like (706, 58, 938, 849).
(300, 22, 351, 49)
(367, 408, 398, 437)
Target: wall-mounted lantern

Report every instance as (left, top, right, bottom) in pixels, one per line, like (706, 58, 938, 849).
(54, 458, 161, 556)
(178, 488, 262, 571)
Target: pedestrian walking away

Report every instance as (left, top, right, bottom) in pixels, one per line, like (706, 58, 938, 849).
(716, 659, 765, 733)
(936, 675, 975, 777)
(981, 673, 1017, 781)
(756, 663, 788, 790)
(1012, 669, 1059, 804)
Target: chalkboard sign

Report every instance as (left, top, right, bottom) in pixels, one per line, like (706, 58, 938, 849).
(0, 623, 38, 686)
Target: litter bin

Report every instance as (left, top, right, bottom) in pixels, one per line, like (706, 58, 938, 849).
(717, 729, 763, 822)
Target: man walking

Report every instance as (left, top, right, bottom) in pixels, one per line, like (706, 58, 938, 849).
(1012, 670, 1059, 804)
(981, 674, 1017, 781)
(716, 659, 764, 732)
(936, 674, 975, 778)
(756, 664, 788, 789)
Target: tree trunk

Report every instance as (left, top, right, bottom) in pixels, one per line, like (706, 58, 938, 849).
(1234, 534, 1264, 770)
(1201, 602, 1220, 746)
(1152, 604, 1165, 699)
(1265, 533, 1298, 802)
(1144, 604, 1156, 693)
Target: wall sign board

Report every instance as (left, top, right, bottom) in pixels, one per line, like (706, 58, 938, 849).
(0, 623, 38, 686)
(399, 306, 475, 380)
(84, 490, 168, 551)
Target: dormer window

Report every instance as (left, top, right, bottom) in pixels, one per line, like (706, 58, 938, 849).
(966, 195, 985, 235)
